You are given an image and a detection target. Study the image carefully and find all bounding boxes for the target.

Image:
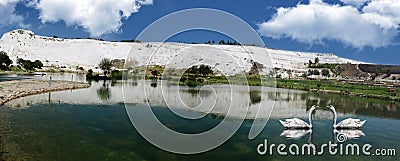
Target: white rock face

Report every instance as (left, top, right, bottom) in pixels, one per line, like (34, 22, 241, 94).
(0, 29, 364, 75)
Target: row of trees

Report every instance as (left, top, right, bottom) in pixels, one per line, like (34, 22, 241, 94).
(218, 40, 241, 45)
(0, 51, 43, 71)
(180, 65, 214, 87)
(17, 58, 43, 70)
(181, 40, 242, 45)
(308, 69, 330, 77)
(185, 65, 213, 77)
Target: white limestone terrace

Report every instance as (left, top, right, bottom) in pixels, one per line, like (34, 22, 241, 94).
(0, 29, 364, 75)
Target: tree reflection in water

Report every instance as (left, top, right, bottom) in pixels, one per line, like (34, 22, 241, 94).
(97, 80, 111, 101)
(249, 90, 261, 105)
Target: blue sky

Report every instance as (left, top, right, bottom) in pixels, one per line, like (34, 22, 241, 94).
(0, 0, 399, 65)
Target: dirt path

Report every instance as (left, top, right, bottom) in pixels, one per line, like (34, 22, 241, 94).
(0, 80, 90, 106)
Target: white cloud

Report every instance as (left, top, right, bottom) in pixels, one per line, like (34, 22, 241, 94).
(0, 0, 18, 6)
(32, 0, 153, 37)
(0, 0, 29, 28)
(257, 0, 400, 49)
(340, 0, 370, 8)
(363, 0, 400, 20)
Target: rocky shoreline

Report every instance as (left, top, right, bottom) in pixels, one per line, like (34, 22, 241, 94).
(0, 80, 90, 106)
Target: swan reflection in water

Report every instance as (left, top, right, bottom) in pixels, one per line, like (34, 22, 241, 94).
(281, 128, 365, 154)
(280, 129, 316, 153)
(280, 129, 312, 140)
(334, 129, 365, 141)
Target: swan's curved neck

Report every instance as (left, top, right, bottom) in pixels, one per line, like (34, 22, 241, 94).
(309, 108, 313, 127)
(332, 107, 337, 127)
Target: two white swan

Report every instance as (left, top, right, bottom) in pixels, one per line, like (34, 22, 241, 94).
(279, 105, 317, 129)
(279, 105, 366, 129)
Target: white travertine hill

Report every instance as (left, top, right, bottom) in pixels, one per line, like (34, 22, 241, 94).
(0, 29, 364, 75)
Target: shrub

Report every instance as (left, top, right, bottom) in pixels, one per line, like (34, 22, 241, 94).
(111, 70, 123, 80)
(314, 57, 320, 64)
(312, 70, 320, 75)
(9, 65, 23, 72)
(33, 60, 43, 69)
(17, 58, 43, 70)
(321, 69, 330, 77)
(186, 65, 213, 77)
(185, 80, 200, 87)
(0, 51, 12, 70)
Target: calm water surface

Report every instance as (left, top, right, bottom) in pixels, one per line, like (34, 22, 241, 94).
(0, 73, 398, 161)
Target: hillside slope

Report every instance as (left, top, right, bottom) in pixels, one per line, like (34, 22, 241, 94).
(0, 29, 363, 75)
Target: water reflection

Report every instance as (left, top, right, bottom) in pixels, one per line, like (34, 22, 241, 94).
(97, 86, 111, 101)
(0, 74, 30, 81)
(249, 90, 261, 105)
(181, 88, 213, 98)
(2, 73, 400, 120)
(280, 123, 365, 141)
(280, 129, 316, 153)
(334, 129, 365, 140)
(150, 82, 157, 88)
(280, 129, 311, 139)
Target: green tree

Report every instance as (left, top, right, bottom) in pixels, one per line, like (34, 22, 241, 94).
(16, 58, 23, 64)
(186, 65, 213, 77)
(308, 60, 313, 65)
(314, 70, 320, 75)
(151, 70, 159, 76)
(198, 64, 213, 77)
(17, 58, 34, 70)
(321, 69, 330, 77)
(98, 58, 113, 75)
(310, 69, 320, 75)
(0, 51, 12, 70)
(187, 66, 199, 75)
(314, 57, 320, 64)
(16, 58, 42, 70)
(33, 60, 43, 69)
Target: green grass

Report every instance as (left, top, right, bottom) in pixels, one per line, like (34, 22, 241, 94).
(170, 74, 399, 101)
(276, 79, 399, 100)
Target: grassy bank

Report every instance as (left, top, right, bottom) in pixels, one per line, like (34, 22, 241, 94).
(168, 74, 399, 102)
(276, 79, 400, 101)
